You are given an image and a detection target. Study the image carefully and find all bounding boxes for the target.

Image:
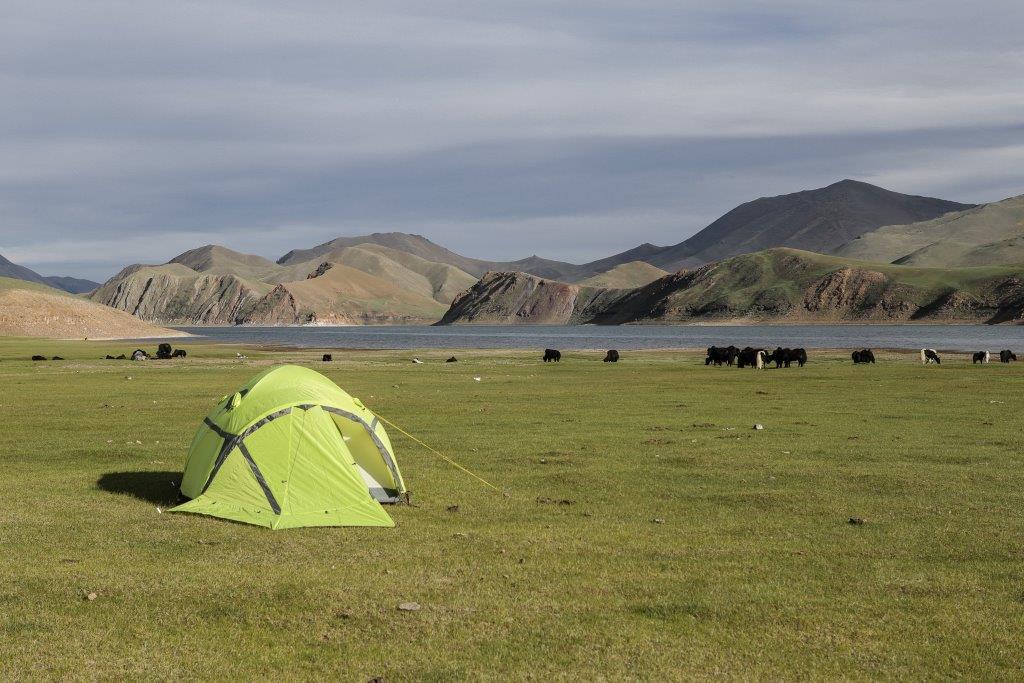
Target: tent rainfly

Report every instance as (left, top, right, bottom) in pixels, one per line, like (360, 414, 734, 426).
(170, 364, 406, 529)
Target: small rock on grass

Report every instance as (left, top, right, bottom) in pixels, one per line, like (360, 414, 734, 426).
(85, 592, 98, 601)
(753, 424, 765, 430)
(848, 517, 865, 525)
(446, 504, 459, 513)
(397, 602, 421, 612)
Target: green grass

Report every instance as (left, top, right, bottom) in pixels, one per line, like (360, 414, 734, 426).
(0, 275, 66, 294)
(2, 340, 1024, 679)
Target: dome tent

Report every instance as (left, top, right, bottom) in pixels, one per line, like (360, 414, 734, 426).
(170, 365, 406, 529)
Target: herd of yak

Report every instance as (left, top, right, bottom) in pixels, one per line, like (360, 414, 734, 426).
(702, 345, 1018, 367)
(29, 343, 187, 362)
(704, 345, 807, 368)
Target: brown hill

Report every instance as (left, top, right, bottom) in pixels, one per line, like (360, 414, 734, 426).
(91, 243, 465, 325)
(0, 277, 185, 339)
(245, 262, 448, 325)
(578, 261, 668, 288)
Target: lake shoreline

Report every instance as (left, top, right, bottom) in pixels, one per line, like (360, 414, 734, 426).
(157, 323, 1024, 353)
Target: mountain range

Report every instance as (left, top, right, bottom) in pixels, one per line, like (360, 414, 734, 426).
(3, 178, 1024, 331)
(439, 249, 1024, 325)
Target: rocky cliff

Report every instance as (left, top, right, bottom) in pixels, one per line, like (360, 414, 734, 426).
(90, 264, 267, 324)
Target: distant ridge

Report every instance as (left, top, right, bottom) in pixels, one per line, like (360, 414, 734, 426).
(277, 232, 601, 281)
(0, 252, 101, 293)
(638, 179, 974, 270)
(0, 253, 46, 284)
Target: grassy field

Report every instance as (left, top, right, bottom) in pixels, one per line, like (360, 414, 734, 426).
(2, 339, 1023, 679)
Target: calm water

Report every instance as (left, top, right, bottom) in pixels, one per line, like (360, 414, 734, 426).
(172, 324, 1024, 352)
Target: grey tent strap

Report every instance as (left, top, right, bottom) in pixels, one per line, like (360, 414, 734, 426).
(237, 441, 282, 515)
(199, 408, 293, 495)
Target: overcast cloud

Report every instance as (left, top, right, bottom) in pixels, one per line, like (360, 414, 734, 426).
(3, 0, 1024, 280)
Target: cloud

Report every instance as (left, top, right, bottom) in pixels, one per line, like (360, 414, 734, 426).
(1, 1, 1023, 279)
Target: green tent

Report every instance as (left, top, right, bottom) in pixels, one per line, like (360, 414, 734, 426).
(170, 364, 406, 529)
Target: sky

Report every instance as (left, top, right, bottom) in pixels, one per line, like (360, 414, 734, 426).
(3, 1, 1024, 281)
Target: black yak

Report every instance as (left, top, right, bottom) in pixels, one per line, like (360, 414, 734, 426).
(445, 356, 458, 363)
(156, 343, 173, 359)
(543, 349, 561, 363)
(851, 349, 875, 364)
(769, 347, 806, 368)
(999, 349, 1017, 363)
(603, 350, 620, 363)
(171, 349, 187, 358)
(705, 346, 738, 366)
(972, 351, 990, 364)
(322, 353, 332, 362)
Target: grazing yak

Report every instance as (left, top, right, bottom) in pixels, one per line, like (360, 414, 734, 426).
(156, 343, 173, 359)
(921, 348, 941, 364)
(1000, 349, 1017, 363)
(972, 351, 991, 364)
(851, 349, 876, 364)
(171, 349, 187, 358)
(769, 347, 808, 368)
(322, 353, 332, 362)
(705, 345, 739, 366)
(604, 350, 620, 363)
(543, 349, 561, 363)
(446, 356, 458, 363)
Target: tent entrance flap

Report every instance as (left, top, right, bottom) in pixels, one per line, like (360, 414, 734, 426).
(357, 465, 402, 504)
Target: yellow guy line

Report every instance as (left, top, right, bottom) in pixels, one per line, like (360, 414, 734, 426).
(375, 414, 503, 493)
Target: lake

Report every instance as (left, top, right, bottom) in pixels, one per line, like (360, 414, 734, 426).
(172, 324, 1024, 352)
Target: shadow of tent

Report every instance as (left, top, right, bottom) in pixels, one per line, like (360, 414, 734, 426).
(96, 471, 184, 506)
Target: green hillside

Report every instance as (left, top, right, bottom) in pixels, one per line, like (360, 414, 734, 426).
(835, 195, 1024, 267)
(598, 248, 1024, 324)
